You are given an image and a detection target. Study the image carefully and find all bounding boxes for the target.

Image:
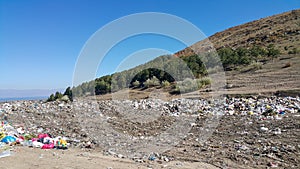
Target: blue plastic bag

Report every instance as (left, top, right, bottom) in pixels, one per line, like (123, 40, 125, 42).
(1, 136, 16, 143)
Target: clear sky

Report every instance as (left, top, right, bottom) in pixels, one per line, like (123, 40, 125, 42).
(0, 0, 299, 90)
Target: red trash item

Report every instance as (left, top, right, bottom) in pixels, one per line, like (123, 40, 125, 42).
(17, 136, 25, 143)
(38, 134, 49, 139)
(32, 138, 38, 142)
(42, 143, 54, 149)
(19, 136, 25, 140)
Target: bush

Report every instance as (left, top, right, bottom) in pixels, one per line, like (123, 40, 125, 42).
(267, 44, 280, 58)
(288, 48, 299, 54)
(143, 76, 161, 88)
(161, 80, 170, 87)
(197, 77, 211, 88)
(151, 76, 161, 86)
(176, 78, 198, 94)
(63, 87, 73, 101)
(132, 80, 140, 88)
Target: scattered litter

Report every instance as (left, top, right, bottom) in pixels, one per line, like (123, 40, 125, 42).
(260, 127, 269, 132)
(0, 150, 11, 158)
(0, 95, 299, 168)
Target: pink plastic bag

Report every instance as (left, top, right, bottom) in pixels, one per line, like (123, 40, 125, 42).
(31, 138, 38, 142)
(38, 134, 49, 139)
(41, 143, 54, 149)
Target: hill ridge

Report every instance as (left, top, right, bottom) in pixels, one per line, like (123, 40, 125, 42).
(175, 9, 300, 57)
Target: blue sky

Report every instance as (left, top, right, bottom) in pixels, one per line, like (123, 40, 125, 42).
(0, 0, 299, 90)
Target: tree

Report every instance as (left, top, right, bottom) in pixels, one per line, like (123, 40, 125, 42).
(73, 86, 83, 97)
(218, 47, 237, 67)
(117, 74, 127, 89)
(95, 80, 110, 95)
(236, 47, 248, 57)
(54, 91, 63, 100)
(267, 44, 280, 58)
(47, 94, 55, 102)
(63, 87, 73, 101)
(250, 46, 267, 58)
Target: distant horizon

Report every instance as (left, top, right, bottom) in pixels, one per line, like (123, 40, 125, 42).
(0, 88, 65, 98)
(0, 96, 48, 102)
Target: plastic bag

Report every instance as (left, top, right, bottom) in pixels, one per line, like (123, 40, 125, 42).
(1, 136, 16, 144)
(38, 133, 49, 139)
(42, 143, 54, 149)
(32, 141, 44, 148)
(0, 132, 6, 140)
(0, 150, 11, 158)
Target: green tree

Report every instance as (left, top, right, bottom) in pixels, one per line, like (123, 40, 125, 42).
(63, 87, 73, 101)
(250, 46, 267, 58)
(117, 74, 127, 89)
(47, 94, 55, 102)
(236, 47, 248, 57)
(267, 44, 280, 58)
(95, 80, 110, 95)
(54, 91, 63, 100)
(218, 47, 237, 67)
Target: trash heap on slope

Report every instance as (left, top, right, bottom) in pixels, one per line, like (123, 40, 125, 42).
(0, 120, 69, 158)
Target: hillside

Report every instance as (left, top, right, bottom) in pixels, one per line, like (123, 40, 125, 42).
(152, 9, 300, 97)
(175, 9, 300, 57)
(65, 9, 300, 99)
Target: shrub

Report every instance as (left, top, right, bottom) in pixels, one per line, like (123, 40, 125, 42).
(132, 80, 140, 88)
(143, 76, 161, 88)
(161, 80, 170, 87)
(267, 44, 280, 58)
(176, 78, 198, 93)
(197, 77, 211, 87)
(288, 48, 299, 54)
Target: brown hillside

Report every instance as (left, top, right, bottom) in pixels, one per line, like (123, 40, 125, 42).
(175, 9, 300, 57)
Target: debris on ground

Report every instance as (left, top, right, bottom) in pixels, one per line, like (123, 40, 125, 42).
(0, 96, 299, 168)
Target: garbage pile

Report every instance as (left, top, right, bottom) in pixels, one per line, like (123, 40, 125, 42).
(74, 96, 300, 168)
(0, 120, 69, 158)
(0, 101, 74, 159)
(166, 96, 300, 168)
(0, 96, 299, 168)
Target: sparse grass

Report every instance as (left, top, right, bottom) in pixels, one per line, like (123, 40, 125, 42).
(240, 62, 263, 73)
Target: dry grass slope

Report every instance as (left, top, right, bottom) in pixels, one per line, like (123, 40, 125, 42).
(175, 9, 300, 57)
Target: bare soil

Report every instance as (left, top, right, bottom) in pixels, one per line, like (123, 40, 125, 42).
(0, 147, 217, 169)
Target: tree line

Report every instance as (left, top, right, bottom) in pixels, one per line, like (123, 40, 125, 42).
(48, 45, 280, 101)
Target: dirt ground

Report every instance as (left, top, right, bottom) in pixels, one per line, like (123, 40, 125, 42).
(0, 147, 217, 169)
